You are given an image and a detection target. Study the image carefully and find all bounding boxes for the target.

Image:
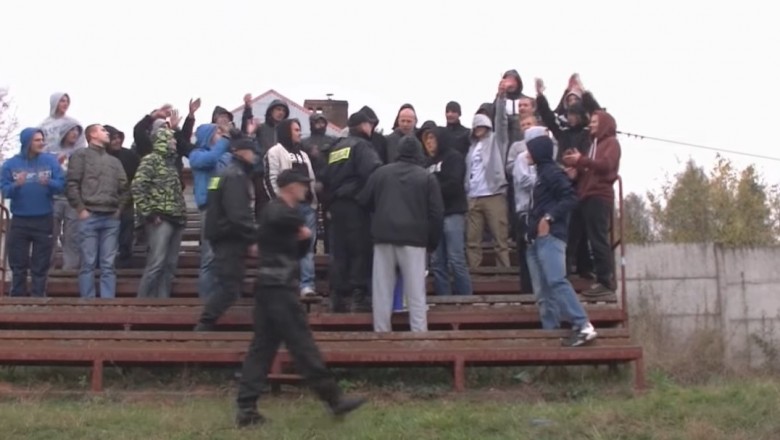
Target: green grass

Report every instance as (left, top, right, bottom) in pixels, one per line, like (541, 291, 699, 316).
(1, 378, 779, 439)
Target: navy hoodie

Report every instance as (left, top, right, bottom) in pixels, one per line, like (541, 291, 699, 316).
(526, 136, 577, 242)
(1, 128, 66, 216)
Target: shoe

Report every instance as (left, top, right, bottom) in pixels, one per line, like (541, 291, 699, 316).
(300, 287, 317, 298)
(578, 272, 596, 281)
(350, 289, 372, 313)
(583, 283, 615, 298)
(236, 410, 267, 428)
(193, 322, 215, 332)
(561, 323, 598, 347)
(330, 395, 367, 417)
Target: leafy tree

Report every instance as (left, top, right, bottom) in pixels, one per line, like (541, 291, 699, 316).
(649, 159, 712, 243)
(621, 192, 655, 244)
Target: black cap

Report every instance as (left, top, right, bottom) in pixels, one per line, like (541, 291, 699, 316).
(277, 169, 312, 188)
(445, 101, 461, 116)
(230, 137, 256, 152)
(348, 111, 371, 127)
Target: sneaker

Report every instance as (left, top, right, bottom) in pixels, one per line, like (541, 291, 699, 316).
(235, 410, 267, 428)
(330, 395, 367, 417)
(583, 283, 615, 298)
(562, 323, 598, 347)
(300, 287, 317, 298)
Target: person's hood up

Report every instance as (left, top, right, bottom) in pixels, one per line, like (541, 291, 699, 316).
(19, 127, 43, 157)
(591, 110, 617, 141)
(151, 118, 169, 139)
(523, 126, 547, 143)
(49, 92, 69, 117)
(152, 127, 176, 158)
(211, 106, 234, 124)
(475, 102, 495, 121)
(424, 127, 453, 160)
(265, 99, 290, 126)
(564, 89, 584, 110)
(309, 113, 328, 136)
(471, 114, 493, 132)
(527, 136, 555, 165)
(503, 69, 524, 100)
(395, 135, 424, 165)
(195, 124, 218, 149)
(415, 120, 437, 141)
(566, 102, 588, 128)
(59, 121, 83, 147)
(359, 106, 379, 126)
(276, 118, 301, 152)
(391, 103, 416, 131)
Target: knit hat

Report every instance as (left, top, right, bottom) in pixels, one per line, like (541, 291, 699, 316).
(445, 101, 462, 116)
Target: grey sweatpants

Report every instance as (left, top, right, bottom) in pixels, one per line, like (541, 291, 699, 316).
(372, 244, 428, 332)
(51, 198, 80, 270)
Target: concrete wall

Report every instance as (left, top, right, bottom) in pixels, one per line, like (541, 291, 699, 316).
(624, 243, 780, 369)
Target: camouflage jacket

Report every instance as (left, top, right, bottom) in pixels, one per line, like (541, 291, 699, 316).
(131, 128, 187, 227)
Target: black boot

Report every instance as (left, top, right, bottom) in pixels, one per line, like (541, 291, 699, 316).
(330, 395, 367, 417)
(236, 409, 267, 428)
(350, 289, 371, 313)
(330, 291, 351, 313)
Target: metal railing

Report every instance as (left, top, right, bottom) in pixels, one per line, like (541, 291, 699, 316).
(0, 195, 9, 297)
(610, 177, 628, 325)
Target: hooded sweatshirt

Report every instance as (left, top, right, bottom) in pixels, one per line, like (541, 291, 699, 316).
(40, 92, 87, 152)
(211, 106, 234, 124)
(358, 105, 388, 163)
(189, 124, 230, 209)
(301, 113, 336, 179)
(1, 128, 65, 216)
(263, 119, 318, 207)
(571, 110, 621, 203)
(242, 99, 291, 160)
(422, 127, 468, 215)
(536, 93, 590, 163)
(358, 136, 444, 250)
(46, 120, 84, 201)
(526, 136, 577, 242)
(496, 70, 528, 144)
(131, 128, 187, 226)
(465, 96, 509, 197)
(510, 126, 549, 215)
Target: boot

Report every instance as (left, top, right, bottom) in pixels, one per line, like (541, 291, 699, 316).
(235, 409, 267, 428)
(329, 395, 367, 417)
(350, 289, 371, 313)
(330, 291, 351, 313)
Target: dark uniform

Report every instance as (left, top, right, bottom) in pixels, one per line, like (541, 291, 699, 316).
(194, 139, 257, 331)
(235, 170, 365, 427)
(321, 114, 382, 312)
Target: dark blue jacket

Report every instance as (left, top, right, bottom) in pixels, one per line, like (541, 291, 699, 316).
(526, 136, 577, 242)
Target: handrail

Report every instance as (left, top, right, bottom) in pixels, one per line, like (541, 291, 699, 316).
(0, 194, 9, 297)
(616, 176, 627, 325)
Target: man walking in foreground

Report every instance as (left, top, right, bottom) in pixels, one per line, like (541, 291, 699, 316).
(235, 169, 366, 427)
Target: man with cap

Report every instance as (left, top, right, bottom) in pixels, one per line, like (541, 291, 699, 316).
(194, 137, 258, 331)
(444, 101, 471, 156)
(235, 168, 366, 427)
(321, 111, 383, 312)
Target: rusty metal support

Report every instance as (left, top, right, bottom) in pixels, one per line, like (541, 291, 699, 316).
(453, 356, 466, 392)
(0, 196, 9, 297)
(91, 359, 104, 392)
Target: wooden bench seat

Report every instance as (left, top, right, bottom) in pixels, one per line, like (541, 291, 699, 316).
(0, 329, 644, 392)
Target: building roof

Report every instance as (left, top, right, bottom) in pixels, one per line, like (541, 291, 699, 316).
(230, 89, 343, 135)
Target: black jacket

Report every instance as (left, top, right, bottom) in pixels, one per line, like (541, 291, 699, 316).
(526, 136, 577, 243)
(445, 121, 471, 156)
(358, 136, 444, 250)
(241, 98, 291, 163)
(204, 157, 257, 244)
(301, 114, 336, 179)
(537, 94, 590, 162)
(424, 127, 467, 216)
(107, 147, 140, 183)
(256, 198, 311, 287)
(322, 130, 382, 203)
(357, 106, 389, 163)
(131, 114, 194, 186)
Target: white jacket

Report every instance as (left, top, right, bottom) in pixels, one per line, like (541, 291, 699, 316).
(263, 143, 318, 208)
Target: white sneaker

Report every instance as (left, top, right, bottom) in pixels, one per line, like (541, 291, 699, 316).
(562, 322, 598, 347)
(300, 287, 317, 298)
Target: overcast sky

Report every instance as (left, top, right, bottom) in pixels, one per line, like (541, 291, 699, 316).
(1, 0, 777, 196)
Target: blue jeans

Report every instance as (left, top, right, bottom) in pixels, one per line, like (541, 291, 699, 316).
(299, 203, 317, 291)
(198, 209, 217, 300)
(526, 235, 588, 330)
(78, 212, 120, 298)
(431, 214, 473, 295)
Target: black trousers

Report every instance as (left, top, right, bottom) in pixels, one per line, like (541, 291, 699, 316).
(328, 199, 372, 309)
(514, 214, 533, 294)
(580, 197, 614, 288)
(116, 206, 135, 268)
(198, 241, 246, 326)
(8, 215, 53, 297)
(236, 284, 341, 410)
(567, 203, 594, 276)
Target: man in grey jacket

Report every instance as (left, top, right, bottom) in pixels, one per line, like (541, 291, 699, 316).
(465, 79, 511, 269)
(66, 124, 129, 298)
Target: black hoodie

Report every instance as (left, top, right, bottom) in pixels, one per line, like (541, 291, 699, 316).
(526, 136, 577, 243)
(241, 98, 291, 158)
(537, 94, 591, 162)
(445, 120, 471, 157)
(358, 105, 388, 163)
(497, 69, 528, 144)
(358, 136, 444, 250)
(211, 106, 234, 124)
(421, 127, 468, 216)
(301, 113, 336, 179)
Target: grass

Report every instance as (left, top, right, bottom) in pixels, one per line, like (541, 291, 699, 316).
(1, 377, 779, 439)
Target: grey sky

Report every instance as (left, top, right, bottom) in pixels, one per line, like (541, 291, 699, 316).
(1, 0, 777, 196)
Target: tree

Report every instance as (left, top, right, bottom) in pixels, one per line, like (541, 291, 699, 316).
(0, 87, 18, 163)
(621, 193, 655, 244)
(648, 156, 777, 246)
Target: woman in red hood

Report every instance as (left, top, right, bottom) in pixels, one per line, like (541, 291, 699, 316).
(562, 110, 621, 297)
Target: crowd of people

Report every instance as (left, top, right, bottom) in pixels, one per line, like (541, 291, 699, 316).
(0, 72, 621, 349)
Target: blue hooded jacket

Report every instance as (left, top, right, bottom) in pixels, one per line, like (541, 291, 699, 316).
(1, 128, 66, 216)
(188, 124, 230, 209)
(526, 136, 577, 242)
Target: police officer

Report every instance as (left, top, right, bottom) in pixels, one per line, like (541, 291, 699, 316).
(236, 169, 366, 427)
(321, 112, 382, 312)
(194, 137, 258, 331)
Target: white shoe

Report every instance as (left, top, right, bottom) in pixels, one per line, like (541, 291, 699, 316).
(300, 287, 317, 297)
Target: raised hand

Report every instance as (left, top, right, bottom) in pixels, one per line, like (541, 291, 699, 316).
(535, 78, 545, 96)
(188, 98, 201, 116)
(169, 109, 182, 129)
(243, 93, 252, 105)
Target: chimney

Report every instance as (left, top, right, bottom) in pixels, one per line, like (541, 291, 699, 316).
(304, 95, 348, 129)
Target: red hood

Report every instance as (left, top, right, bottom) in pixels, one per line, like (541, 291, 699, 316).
(591, 110, 617, 141)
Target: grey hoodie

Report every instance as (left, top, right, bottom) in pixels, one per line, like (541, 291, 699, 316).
(41, 92, 87, 152)
(464, 97, 508, 196)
